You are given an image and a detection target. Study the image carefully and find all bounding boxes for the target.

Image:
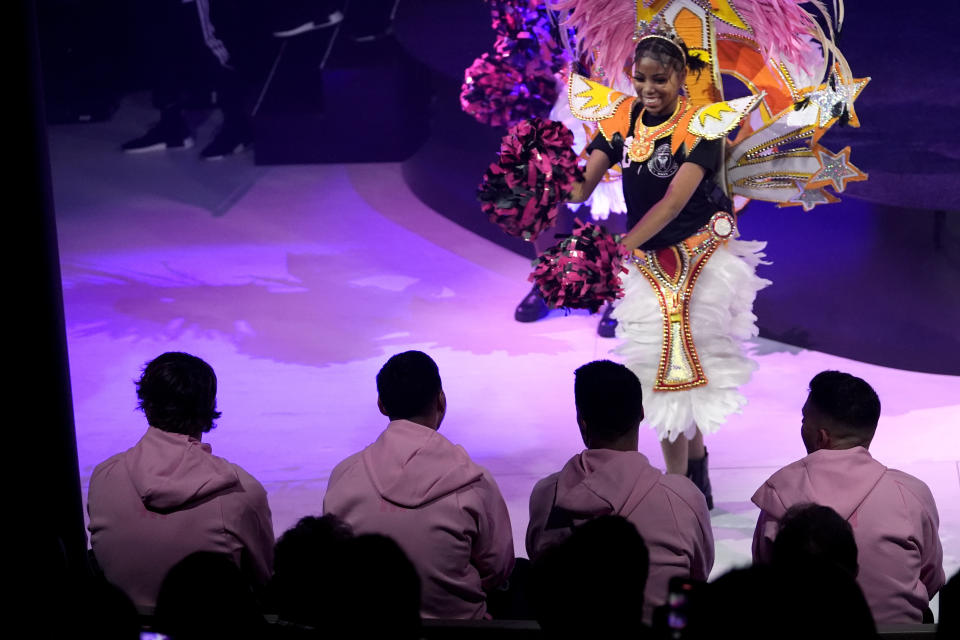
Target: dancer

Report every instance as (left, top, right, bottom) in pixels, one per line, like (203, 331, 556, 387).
(567, 22, 767, 507)
(551, 0, 868, 507)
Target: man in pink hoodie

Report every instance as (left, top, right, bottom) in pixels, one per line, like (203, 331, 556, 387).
(751, 370, 945, 624)
(526, 360, 714, 623)
(88, 352, 274, 613)
(322, 351, 515, 619)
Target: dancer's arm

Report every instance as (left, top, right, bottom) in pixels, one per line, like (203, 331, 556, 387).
(620, 162, 705, 252)
(568, 149, 613, 203)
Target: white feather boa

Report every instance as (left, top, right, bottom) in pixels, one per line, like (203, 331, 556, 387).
(612, 238, 772, 442)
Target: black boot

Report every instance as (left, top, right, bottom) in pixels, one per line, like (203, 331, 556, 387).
(514, 285, 549, 322)
(121, 111, 193, 153)
(597, 302, 617, 338)
(686, 448, 714, 510)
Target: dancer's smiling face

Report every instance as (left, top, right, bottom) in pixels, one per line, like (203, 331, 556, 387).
(632, 56, 681, 116)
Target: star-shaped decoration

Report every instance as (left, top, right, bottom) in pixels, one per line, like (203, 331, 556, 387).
(801, 65, 870, 144)
(708, 0, 750, 30)
(635, 0, 672, 24)
(698, 101, 737, 125)
(569, 74, 629, 118)
(575, 80, 617, 112)
(806, 145, 867, 192)
(782, 181, 840, 211)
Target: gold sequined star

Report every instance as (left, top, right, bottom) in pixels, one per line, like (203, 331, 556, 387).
(806, 145, 867, 193)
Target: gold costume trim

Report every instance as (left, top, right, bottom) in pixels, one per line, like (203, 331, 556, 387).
(631, 212, 735, 391)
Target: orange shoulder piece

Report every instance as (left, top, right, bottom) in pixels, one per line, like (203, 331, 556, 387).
(596, 99, 635, 143)
(671, 103, 699, 156)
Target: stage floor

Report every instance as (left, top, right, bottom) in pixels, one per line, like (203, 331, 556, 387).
(50, 99, 959, 616)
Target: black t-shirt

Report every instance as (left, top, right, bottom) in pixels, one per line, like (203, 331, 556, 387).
(587, 103, 724, 250)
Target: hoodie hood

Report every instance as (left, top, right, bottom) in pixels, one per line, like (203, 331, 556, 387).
(125, 427, 240, 511)
(752, 447, 886, 520)
(361, 420, 484, 508)
(554, 449, 663, 518)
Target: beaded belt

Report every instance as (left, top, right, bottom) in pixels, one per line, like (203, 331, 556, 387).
(630, 211, 737, 391)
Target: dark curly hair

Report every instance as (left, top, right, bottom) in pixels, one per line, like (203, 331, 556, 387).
(634, 36, 708, 78)
(136, 352, 222, 435)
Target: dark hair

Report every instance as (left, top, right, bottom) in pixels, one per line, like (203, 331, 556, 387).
(808, 370, 881, 435)
(136, 352, 222, 435)
(332, 535, 422, 639)
(376, 351, 442, 420)
(634, 36, 708, 78)
(155, 552, 265, 640)
(684, 564, 875, 640)
(574, 360, 644, 442)
(772, 503, 858, 578)
(270, 515, 354, 625)
(532, 516, 649, 636)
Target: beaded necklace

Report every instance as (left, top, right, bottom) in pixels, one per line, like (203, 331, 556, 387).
(628, 95, 688, 163)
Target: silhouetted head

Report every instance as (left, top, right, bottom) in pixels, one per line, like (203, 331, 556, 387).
(376, 351, 445, 429)
(137, 352, 221, 437)
(574, 360, 644, 450)
(684, 563, 875, 640)
(532, 515, 649, 637)
(270, 514, 354, 625)
(331, 535, 422, 639)
(155, 552, 264, 640)
(772, 503, 858, 578)
(801, 370, 880, 453)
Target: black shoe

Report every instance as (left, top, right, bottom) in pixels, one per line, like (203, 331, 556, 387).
(686, 448, 714, 510)
(515, 286, 549, 322)
(597, 302, 617, 338)
(121, 115, 193, 153)
(272, 1, 345, 38)
(200, 125, 252, 160)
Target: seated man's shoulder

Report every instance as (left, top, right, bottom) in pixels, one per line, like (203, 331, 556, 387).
(91, 450, 130, 481)
(230, 462, 268, 497)
(759, 453, 822, 488)
(658, 473, 708, 514)
(531, 471, 561, 495)
(329, 450, 365, 478)
(881, 467, 938, 508)
(462, 462, 504, 496)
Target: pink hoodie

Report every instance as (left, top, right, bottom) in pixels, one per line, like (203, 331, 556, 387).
(88, 427, 275, 613)
(323, 420, 515, 620)
(751, 446, 945, 624)
(526, 449, 714, 622)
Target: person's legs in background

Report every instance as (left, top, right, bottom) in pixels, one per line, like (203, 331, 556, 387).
(122, 0, 216, 153)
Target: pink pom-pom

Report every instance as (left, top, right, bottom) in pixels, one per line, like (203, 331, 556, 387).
(529, 219, 628, 313)
(460, 53, 558, 128)
(478, 118, 583, 240)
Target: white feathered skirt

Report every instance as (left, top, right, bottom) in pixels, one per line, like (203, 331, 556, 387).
(612, 237, 771, 442)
